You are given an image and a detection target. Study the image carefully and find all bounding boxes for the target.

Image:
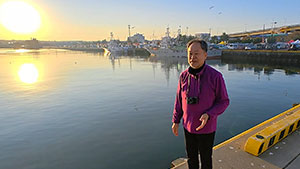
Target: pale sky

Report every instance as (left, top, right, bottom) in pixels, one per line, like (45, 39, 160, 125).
(0, 0, 299, 41)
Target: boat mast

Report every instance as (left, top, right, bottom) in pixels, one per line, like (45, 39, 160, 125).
(166, 26, 170, 38)
(110, 32, 114, 41)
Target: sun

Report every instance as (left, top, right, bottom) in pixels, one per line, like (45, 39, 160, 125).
(0, 1, 41, 34)
(18, 63, 39, 84)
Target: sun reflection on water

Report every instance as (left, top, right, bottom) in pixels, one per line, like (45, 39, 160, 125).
(18, 63, 39, 84)
(16, 49, 30, 53)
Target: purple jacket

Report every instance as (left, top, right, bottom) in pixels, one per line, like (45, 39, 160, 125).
(172, 64, 229, 134)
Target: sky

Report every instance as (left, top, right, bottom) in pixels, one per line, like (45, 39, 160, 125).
(0, 0, 299, 41)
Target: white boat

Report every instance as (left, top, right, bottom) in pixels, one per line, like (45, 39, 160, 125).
(106, 44, 124, 56)
(146, 27, 222, 59)
(146, 47, 186, 58)
(105, 32, 128, 56)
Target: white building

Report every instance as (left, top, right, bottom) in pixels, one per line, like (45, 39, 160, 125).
(128, 33, 145, 44)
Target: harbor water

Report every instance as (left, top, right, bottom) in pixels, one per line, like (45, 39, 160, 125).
(0, 49, 300, 169)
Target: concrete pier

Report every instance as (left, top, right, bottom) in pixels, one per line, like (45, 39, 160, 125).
(171, 105, 300, 169)
(222, 50, 300, 62)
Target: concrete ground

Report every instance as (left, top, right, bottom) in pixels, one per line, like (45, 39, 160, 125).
(260, 129, 300, 169)
(171, 105, 300, 169)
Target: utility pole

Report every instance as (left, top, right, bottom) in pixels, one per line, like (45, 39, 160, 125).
(128, 25, 131, 39)
(152, 30, 155, 40)
(177, 25, 181, 37)
(166, 26, 170, 38)
(209, 28, 212, 42)
(128, 25, 135, 42)
(262, 24, 265, 43)
(110, 32, 114, 41)
(186, 27, 189, 36)
(272, 21, 277, 33)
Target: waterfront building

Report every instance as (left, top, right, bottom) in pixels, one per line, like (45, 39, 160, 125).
(128, 33, 145, 44)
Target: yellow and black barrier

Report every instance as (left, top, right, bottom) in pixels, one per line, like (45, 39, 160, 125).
(244, 109, 300, 156)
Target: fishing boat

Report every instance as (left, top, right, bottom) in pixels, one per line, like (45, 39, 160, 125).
(146, 27, 222, 59)
(104, 32, 128, 56)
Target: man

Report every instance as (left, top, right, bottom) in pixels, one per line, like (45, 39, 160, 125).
(172, 39, 229, 169)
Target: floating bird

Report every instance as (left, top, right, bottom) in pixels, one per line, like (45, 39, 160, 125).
(134, 105, 138, 111)
(218, 12, 222, 15)
(209, 6, 214, 10)
(284, 90, 288, 96)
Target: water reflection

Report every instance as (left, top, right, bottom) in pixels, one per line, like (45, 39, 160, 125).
(147, 56, 227, 83)
(109, 55, 122, 71)
(107, 54, 228, 83)
(0, 49, 107, 93)
(222, 55, 300, 76)
(18, 63, 39, 84)
(1, 49, 300, 169)
(16, 49, 30, 53)
(147, 55, 300, 78)
(107, 53, 300, 85)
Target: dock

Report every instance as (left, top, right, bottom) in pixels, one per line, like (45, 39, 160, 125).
(222, 50, 300, 60)
(171, 104, 300, 169)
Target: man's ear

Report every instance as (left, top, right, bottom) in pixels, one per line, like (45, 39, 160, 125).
(204, 52, 208, 60)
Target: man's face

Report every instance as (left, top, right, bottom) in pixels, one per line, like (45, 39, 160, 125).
(188, 42, 207, 69)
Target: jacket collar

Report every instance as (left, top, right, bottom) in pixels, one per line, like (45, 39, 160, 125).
(188, 63, 207, 78)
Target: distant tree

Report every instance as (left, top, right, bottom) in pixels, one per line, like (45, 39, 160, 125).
(220, 32, 229, 42)
(177, 35, 196, 45)
(267, 37, 276, 43)
(114, 39, 121, 44)
(187, 35, 195, 41)
(228, 38, 241, 43)
(253, 37, 261, 44)
(210, 36, 219, 44)
(289, 31, 300, 40)
(241, 38, 252, 43)
(177, 34, 186, 45)
(101, 39, 107, 44)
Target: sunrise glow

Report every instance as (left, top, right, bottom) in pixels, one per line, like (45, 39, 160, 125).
(0, 1, 41, 34)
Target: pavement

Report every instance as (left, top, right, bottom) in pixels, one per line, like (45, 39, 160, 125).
(171, 105, 300, 169)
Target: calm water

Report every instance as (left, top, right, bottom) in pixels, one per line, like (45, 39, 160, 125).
(0, 49, 300, 169)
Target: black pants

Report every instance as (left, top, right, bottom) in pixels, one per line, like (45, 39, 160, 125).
(184, 128, 215, 169)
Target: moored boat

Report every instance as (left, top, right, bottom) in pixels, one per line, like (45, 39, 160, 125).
(146, 27, 222, 59)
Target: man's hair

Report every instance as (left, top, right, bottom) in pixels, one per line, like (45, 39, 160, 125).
(187, 39, 208, 52)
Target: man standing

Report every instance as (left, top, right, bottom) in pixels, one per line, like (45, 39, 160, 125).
(172, 39, 229, 169)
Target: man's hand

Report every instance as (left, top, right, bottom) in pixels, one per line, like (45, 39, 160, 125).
(196, 113, 209, 131)
(172, 123, 179, 136)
